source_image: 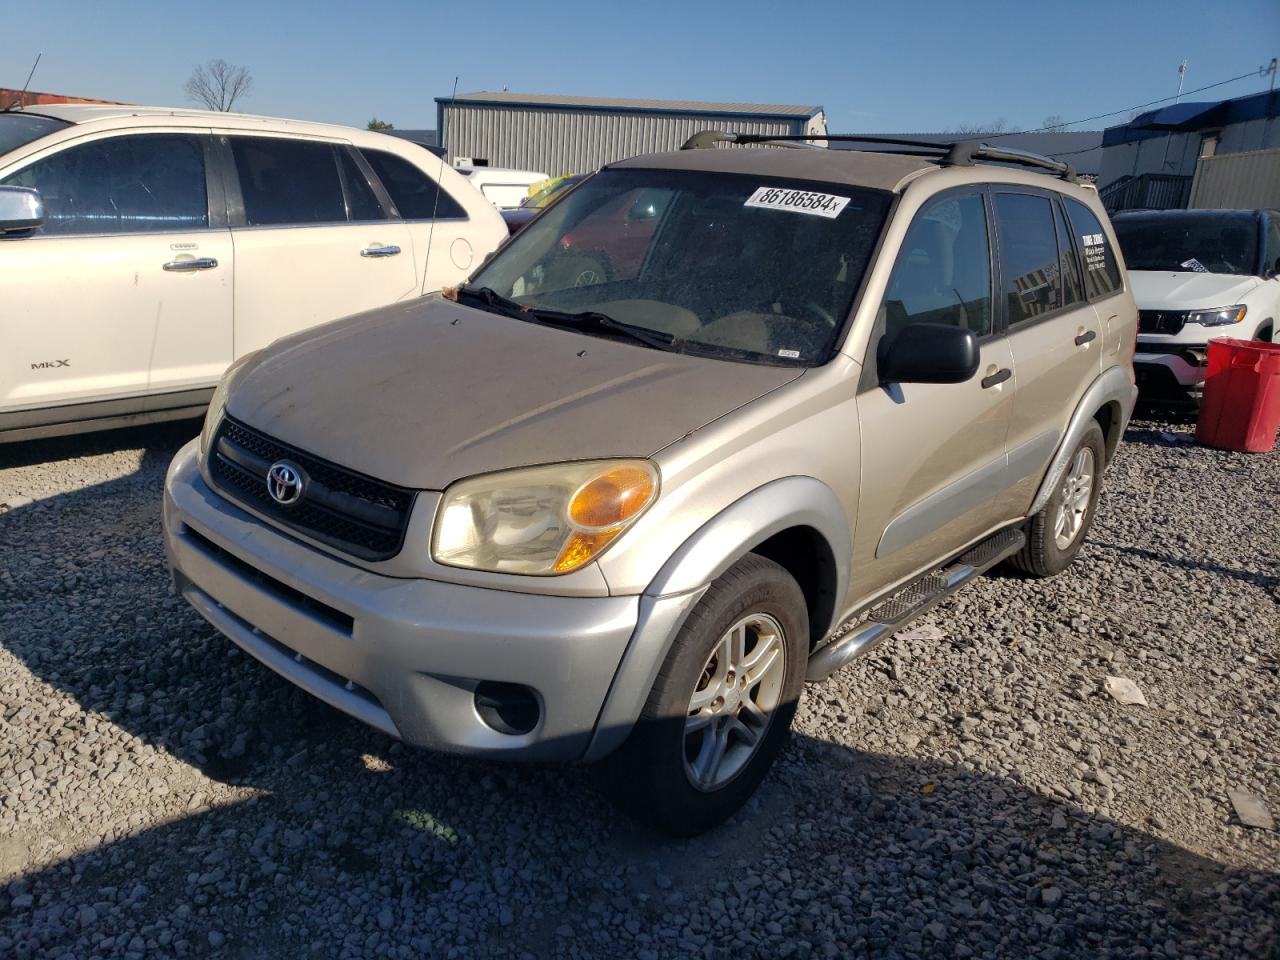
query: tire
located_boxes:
[1008,420,1106,578]
[596,554,808,836]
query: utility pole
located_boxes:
[1175,60,1188,103]
[1267,58,1277,93]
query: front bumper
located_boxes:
[1133,348,1206,390]
[163,439,648,762]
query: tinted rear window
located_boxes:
[360,149,466,220]
[1065,199,1123,299]
[231,137,346,226]
[994,193,1062,326]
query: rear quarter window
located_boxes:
[359,149,466,220]
[1065,198,1122,301]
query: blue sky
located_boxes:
[4,0,1277,132]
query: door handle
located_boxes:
[361,245,401,258]
[981,368,1012,389]
[163,257,218,272]
[1074,330,1097,346]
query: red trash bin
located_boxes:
[1195,337,1280,453]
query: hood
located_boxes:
[226,296,803,489]
[1128,270,1261,311]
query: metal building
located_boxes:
[435,91,827,174]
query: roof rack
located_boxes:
[679,131,1078,182]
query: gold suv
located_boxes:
[163,132,1138,835]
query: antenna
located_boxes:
[6,52,41,111]
[423,75,458,295]
[1175,59,1188,103]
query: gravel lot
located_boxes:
[1,409,1277,959]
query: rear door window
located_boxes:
[1,133,208,236]
[1064,198,1122,300]
[1054,200,1085,307]
[336,149,387,222]
[230,137,346,226]
[359,148,466,220]
[994,193,1062,326]
[881,192,993,339]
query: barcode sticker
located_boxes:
[745,186,851,219]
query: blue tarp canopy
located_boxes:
[1130,101,1224,132]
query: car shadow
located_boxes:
[1093,540,1280,592]
[1,424,1277,958]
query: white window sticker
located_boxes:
[1080,232,1108,271]
[777,348,801,359]
[745,186,851,219]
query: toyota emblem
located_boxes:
[266,461,306,506]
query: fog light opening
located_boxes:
[473,681,541,736]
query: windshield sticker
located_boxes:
[745,186,851,219]
[1080,232,1109,272]
[777,348,801,359]
[1179,258,1209,273]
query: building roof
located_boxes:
[1103,89,1280,146]
[831,131,1104,176]
[0,87,123,109]
[437,91,823,120]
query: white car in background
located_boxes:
[1112,209,1279,393]
[0,105,507,442]
[455,165,549,210]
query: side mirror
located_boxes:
[878,322,980,385]
[0,185,45,235]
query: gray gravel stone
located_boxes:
[0,414,1277,959]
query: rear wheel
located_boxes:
[596,554,808,836]
[1008,420,1105,578]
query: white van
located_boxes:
[0,105,507,442]
[455,165,549,211]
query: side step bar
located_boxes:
[806,526,1026,682]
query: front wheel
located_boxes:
[1008,419,1106,577]
[596,554,808,836]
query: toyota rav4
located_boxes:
[163,133,1137,835]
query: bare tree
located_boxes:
[184,59,252,112]
[945,118,1012,136]
[1041,114,1066,130]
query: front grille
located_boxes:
[208,416,415,561]
[1138,310,1186,335]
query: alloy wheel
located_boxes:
[683,613,786,791]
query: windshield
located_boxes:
[466,168,892,365]
[1113,213,1260,276]
[0,113,70,158]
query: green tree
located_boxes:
[367,118,394,131]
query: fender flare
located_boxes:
[643,475,852,601]
[583,476,852,761]
[1028,364,1137,516]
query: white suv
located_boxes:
[1112,209,1279,393]
[0,105,507,442]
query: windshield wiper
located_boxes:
[455,286,676,352]
[453,285,529,320]
[525,306,677,351]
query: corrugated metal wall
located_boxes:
[441,104,803,173]
[1189,148,1280,209]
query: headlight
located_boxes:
[1187,305,1247,327]
[200,351,261,456]
[432,460,659,575]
